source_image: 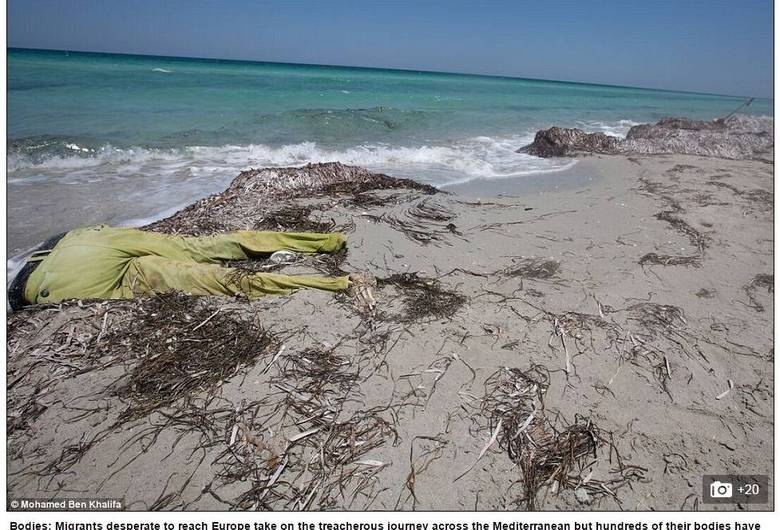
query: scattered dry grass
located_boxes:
[210,339,397,510]
[8,301,398,508]
[7,385,47,436]
[480,366,644,509]
[627,302,687,334]
[101,293,276,423]
[407,200,454,223]
[272,345,360,424]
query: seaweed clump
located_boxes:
[639,253,701,267]
[654,210,710,252]
[319,174,437,197]
[504,258,561,279]
[343,191,411,208]
[377,273,466,322]
[637,201,711,268]
[143,162,437,236]
[103,293,276,422]
[708,180,773,211]
[480,365,644,509]
[254,205,335,233]
[627,302,687,334]
[376,200,459,245]
[744,274,774,312]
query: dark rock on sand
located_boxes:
[519,114,773,160]
[518,127,623,157]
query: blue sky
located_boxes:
[8,0,774,97]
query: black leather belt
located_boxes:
[8,232,67,311]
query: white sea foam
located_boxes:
[65,143,92,152]
[5,130,592,277]
[7,133,577,188]
[118,202,193,228]
[577,119,643,137]
[152,68,172,73]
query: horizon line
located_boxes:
[8,45,771,101]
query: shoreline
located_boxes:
[443,157,599,197]
[5,156,584,258]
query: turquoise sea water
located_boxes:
[6,47,773,255]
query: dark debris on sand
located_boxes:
[377,272,467,322]
[639,253,701,267]
[519,114,773,160]
[743,274,774,312]
[209,337,399,510]
[144,163,437,236]
[480,366,646,510]
[253,205,336,233]
[8,164,441,508]
[636,173,712,268]
[103,293,276,423]
[9,294,277,424]
[366,199,461,246]
[7,292,400,509]
[654,210,710,252]
[504,257,561,279]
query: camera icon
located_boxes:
[710,481,733,498]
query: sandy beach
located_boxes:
[7,149,773,510]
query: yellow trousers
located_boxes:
[24,225,350,304]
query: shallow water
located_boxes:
[7,48,773,256]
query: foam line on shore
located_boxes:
[7,133,579,187]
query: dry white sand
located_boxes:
[7,154,773,510]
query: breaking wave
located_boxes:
[7,134,578,188]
